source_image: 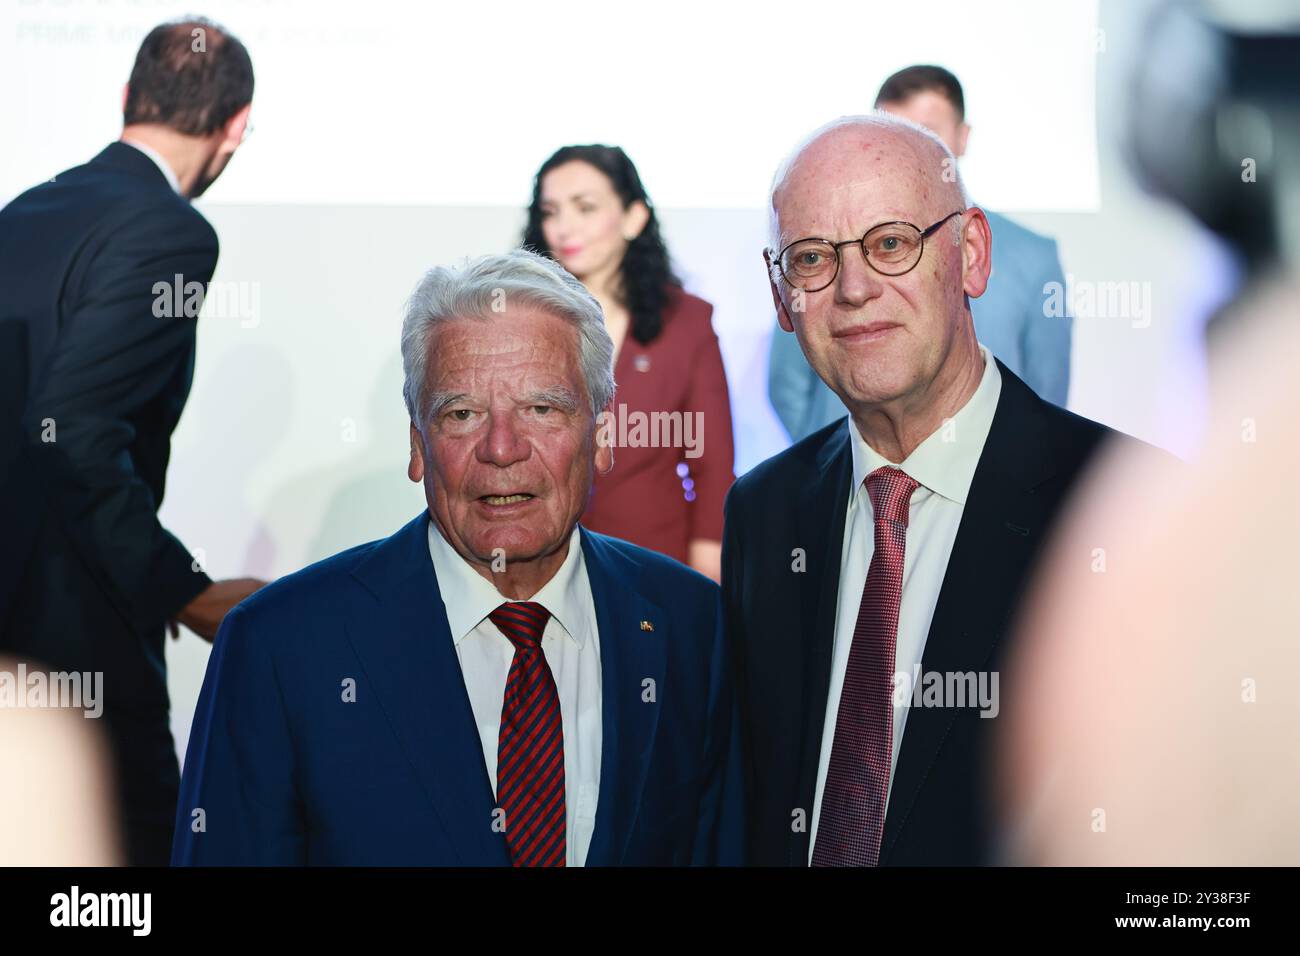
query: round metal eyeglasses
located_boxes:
[771,210,963,293]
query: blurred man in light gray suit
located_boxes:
[769,65,1071,441]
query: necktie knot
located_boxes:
[866,466,919,528]
[488,601,551,652]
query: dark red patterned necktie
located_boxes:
[489,601,566,867]
[812,466,920,867]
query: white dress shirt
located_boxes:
[808,345,1002,862]
[426,522,602,867]
[120,138,182,194]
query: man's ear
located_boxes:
[622,200,650,242]
[219,102,252,155]
[960,207,993,300]
[594,402,615,476]
[954,121,971,159]
[765,249,796,333]
[121,83,129,115]
[408,422,425,483]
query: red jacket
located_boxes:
[582,288,734,564]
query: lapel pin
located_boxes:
[639,620,654,632]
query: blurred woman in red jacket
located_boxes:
[523,145,734,581]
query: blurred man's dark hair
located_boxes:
[123,17,253,136]
[874,64,965,118]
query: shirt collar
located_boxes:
[425,520,588,648]
[848,343,1002,506]
[120,138,183,195]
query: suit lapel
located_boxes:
[345,513,508,866]
[790,421,853,865]
[880,364,1060,861]
[580,528,667,866]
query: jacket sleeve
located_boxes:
[25,206,216,631]
[171,604,307,865]
[684,301,735,544]
[1019,237,1072,407]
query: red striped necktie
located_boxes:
[812,466,920,867]
[489,601,566,867]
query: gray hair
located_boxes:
[400,249,616,427]
[767,111,972,251]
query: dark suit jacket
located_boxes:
[582,288,735,564]
[724,361,1119,865]
[0,142,216,847]
[171,514,744,866]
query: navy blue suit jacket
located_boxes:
[172,514,743,866]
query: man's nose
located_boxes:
[476,411,530,467]
[834,244,886,307]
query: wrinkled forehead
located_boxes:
[772,131,953,246]
[430,312,582,381]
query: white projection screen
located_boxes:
[3,0,1100,210]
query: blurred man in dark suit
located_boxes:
[727,114,1138,865]
[0,17,264,866]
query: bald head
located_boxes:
[761,111,991,456]
[768,113,968,251]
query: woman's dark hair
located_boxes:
[522,145,679,345]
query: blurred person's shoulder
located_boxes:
[982,210,1061,295]
[1003,273,1300,864]
[983,209,1058,256]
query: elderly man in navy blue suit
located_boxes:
[172,250,742,866]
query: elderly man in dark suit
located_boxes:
[0,18,263,866]
[726,113,1139,866]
